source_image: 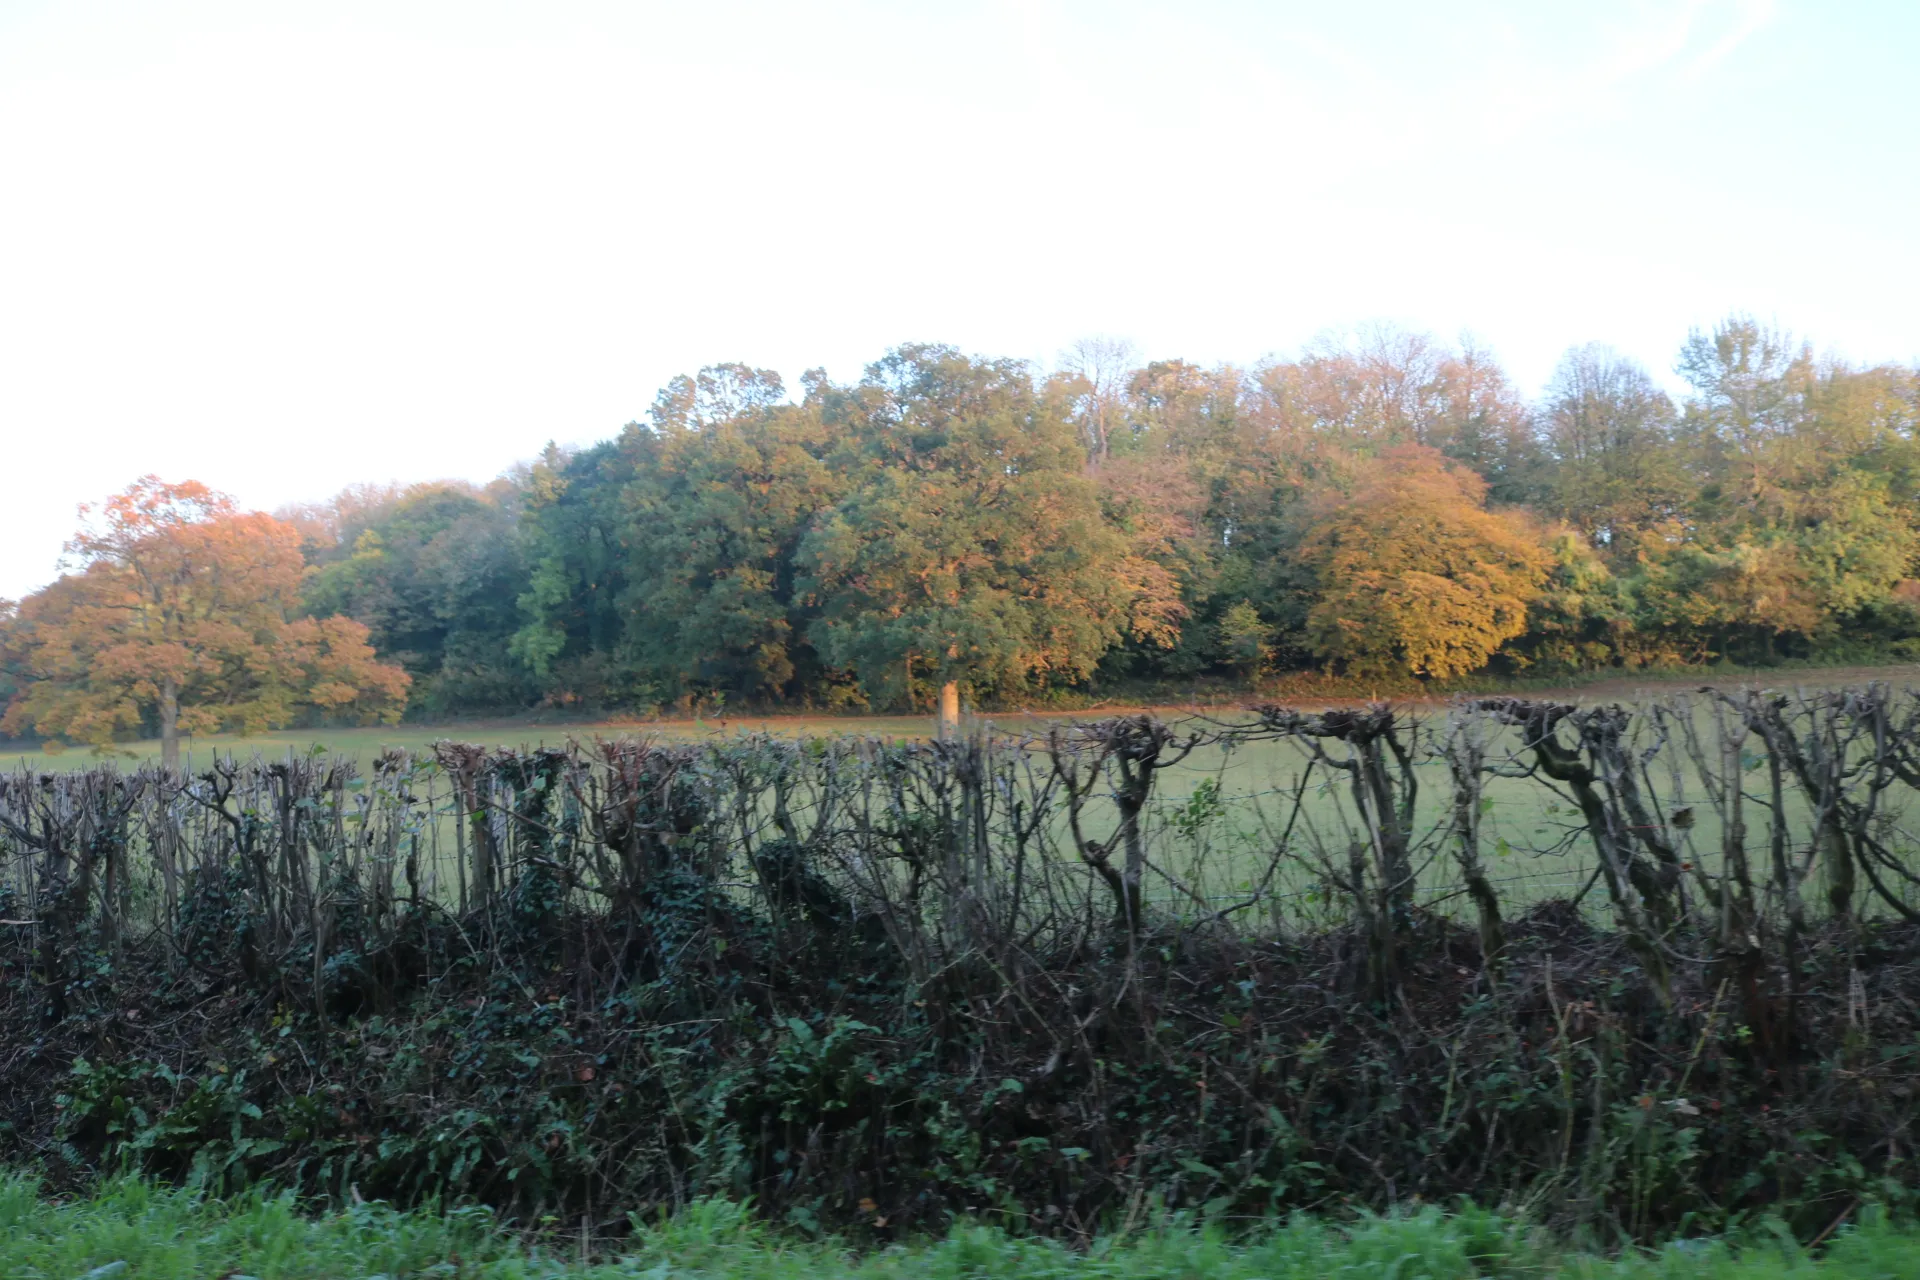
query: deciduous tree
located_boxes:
[1301,446,1549,678]
[1540,344,1684,558]
[619,364,844,705]
[299,481,528,711]
[509,441,646,707]
[798,345,1179,731]
[1,478,409,770]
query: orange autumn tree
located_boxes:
[1,477,409,771]
[1301,445,1550,679]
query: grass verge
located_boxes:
[1,1177,1915,1279]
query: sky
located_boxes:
[1,0,1916,599]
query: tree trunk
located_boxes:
[1443,719,1505,971]
[159,677,181,775]
[938,681,960,739]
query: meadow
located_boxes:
[10,661,1915,772]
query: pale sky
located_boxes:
[2,0,1916,599]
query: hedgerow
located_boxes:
[3,691,1918,1244]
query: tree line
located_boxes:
[5,314,1920,740]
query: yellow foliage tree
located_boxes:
[2,478,410,770]
[1301,445,1550,678]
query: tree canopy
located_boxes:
[1299,446,1549,678]
[7,318,1920,733]
[2,478,409,766]
[796,346,1180,716]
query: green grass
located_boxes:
[1,1176,1916,1279]
[0,712,1040,775]
[8,663,1919,925]
[10,659,1918,777]
[0,716,1614,916]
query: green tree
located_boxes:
[1215,599,1273,680]
[619,364,845,706]
[798,345,1178,728]
[1677,315,1814,495]
[1540,344,1685,558]
[1636,317,1920,660]
[0,598,20,716]
[510,440,649,709]
[300,482,529,711]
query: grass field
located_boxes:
[7,663,1919,922]
[8,663,1917,776]
[0,712,1594,915]
[1,1176,1915,1279]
